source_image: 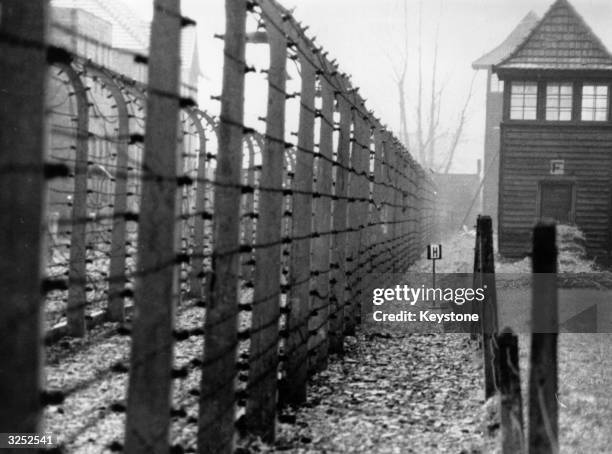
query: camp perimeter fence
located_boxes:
[0,0,436,452]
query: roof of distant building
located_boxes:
[51,0,200,77]
[52,0,149,50]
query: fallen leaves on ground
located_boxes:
[240,331,488,454]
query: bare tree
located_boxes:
[416,0,424,164]
[390,0,475,174]
[441,72,476,173]
[390,0,410,150]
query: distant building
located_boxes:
[477,0,612,260]
[50,0,201,93]
[46,0,203,233]
[433,162,481,235]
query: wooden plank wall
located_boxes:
[499,124,612,258]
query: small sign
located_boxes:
[427,244,442,260]
[550,160,565,175]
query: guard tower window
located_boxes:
[581,84,609,121]
[510,81,538,120]
[545,83,573,121]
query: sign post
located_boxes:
[427,244,442,288]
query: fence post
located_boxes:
[124,1,181,452]
[278,46,315,407]
[528,222,558,454]
[352,110,372,325]
[309,67,335,374]
[245,3,287,442]
[368,126,384,276]
[498,328,525,454]
[329,83,352,353]
[478,215,499,399]
[62,63,89,337]
[472,219,482,340]
[188,110,209,301]
[84,67,131,323]
[378,131,393,277]
[344,106,363,335]
[198,2,246,452]
[0,0,48,442]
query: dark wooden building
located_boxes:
[480,0,612,259]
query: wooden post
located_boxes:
[478,215,499,399]
[309,72,334,373]
[245,2,287,442]
[0,0,48,444]
[344,106,361,336]
[361,125,383,298]
[279,48,315,407]
[63,63,89,337]
[124,1,181,452]
[359,114,373,319]
[188,109,208,301]
[198,2,246,453]
[498,328,525,454]
[84,66,130,323]
[368,126,385,274]
[472,218,482,341]
[528,222,558,454]
[378,131,394,276]
[350,111,371,326]
[329,86,351,353]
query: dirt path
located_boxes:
[246,330,486,454]
[240,232,490,453]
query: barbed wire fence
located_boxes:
[0,0,437,452]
